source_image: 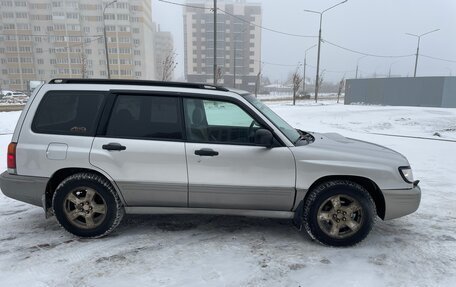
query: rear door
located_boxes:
[183,97,296,211]
[90,92,188,207]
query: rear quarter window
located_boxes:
[32,91,106,136]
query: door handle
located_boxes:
[102,143,126,151]
[195,148,219,157]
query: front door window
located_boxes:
[183,98,261,144]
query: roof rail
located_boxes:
[48,78,229,92]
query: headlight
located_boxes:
[399,166,414,183]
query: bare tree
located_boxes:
[316,70,325,103]
[161,51,177,81]
[292,67,303,105]
[80,40,88,79]
[80,51,88,79]
[215,66,223,84]
[254,65,262,98]
[337,76,345,103]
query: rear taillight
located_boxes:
[7,142,17,173]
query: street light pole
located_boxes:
[304,0,348,103]
[405,29,439,77]
[103,0,117,79]
[303,44,316,97]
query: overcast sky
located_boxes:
[152,0,456,83]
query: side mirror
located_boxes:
[254,128,274,148]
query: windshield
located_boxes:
[244,94,300,143]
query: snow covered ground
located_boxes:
[0,101,455,287]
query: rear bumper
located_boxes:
[383,185,421,220]
[0,171,48,207]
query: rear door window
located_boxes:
[32,91,106,136]
[105,95,183,140]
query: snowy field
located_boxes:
[0,100,455,287]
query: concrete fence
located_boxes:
[345,76,456,108]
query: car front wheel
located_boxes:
[303,180,376,247]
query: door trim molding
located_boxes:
[125,206,295,219]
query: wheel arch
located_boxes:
[294,175,386,227]
[44,167,125,217]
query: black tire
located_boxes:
[52,173,124,238]
[303,180,376,247]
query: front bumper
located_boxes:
[383,184,421,220]
[0,171,48,207]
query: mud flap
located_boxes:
[292,200,304,231]
[42,193,54,218]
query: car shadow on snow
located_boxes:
[118,214,297,234]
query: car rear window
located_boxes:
[32,91,106,136]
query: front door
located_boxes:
[90,93,188,207]
[183,97,296,211]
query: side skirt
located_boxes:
[125,206,295,219]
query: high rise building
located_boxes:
[153,23,174,81]
[0,0,155,92]
[183,0,261,92]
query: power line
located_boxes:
[218,8,317,38]
[323,39,415,58]
[158,0,211,10]
[421,54,456,63]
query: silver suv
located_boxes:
[0,79,421,246]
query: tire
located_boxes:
[303,180,376,247]
[52,173,124,238]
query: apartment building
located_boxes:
[183,0,261,92]
[0,0,155,92]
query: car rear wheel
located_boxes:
[52,173,124,238]
[303,180,376,247]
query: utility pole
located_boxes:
[302,56,306,96]
[213,0,217,85]
[388,60,400,78]
[103,0,117,79]
[355,55,367,79]
[314,15,322,103]
[303,44,316,97]
[304,0,348,103]
[405,29,439,77]
[413,39,420,77]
